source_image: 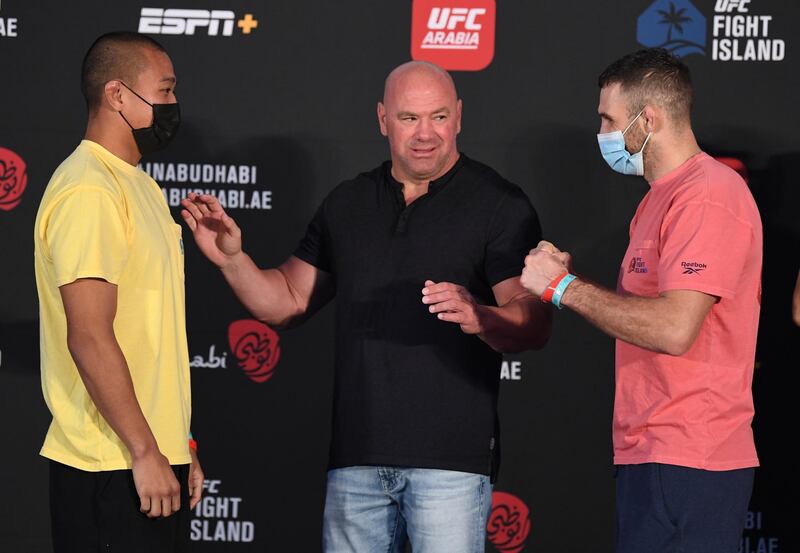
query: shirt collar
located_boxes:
[385,153,466,192]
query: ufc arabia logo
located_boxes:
[411,0,496,71]
[427,7,486,38]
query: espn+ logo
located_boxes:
[411,0,496,71]
[138,8,258,36]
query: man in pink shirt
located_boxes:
[521,48,761,553]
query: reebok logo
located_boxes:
[681,261,707,275]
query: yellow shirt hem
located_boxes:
[41,447,192,472]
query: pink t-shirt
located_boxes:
[614,152,762,470]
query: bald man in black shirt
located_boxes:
[181,61,551,553]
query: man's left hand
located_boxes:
[422,280,484,335]
[188,448,204,510]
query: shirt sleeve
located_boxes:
[658,200,753,299]
[484,186,542,287]
[45,186,131,287]
[293,199,332,273]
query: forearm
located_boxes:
[560,278,686,355]
[219,252,303,328]
[477,295,552,353]
[67,331,159,458]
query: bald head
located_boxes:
[81,32,167,111]
[383,61,458,106]
[377,61,462,185]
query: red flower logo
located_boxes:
[0,147,28,212]
[487,491,531,553]
[227,319,281,383]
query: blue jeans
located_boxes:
[323,466,492,553]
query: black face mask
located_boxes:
[118,81,180,156]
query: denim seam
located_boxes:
[387,505,401,553]
[475,476,485,552]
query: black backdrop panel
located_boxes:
[1,1,797,551]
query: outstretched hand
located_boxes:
[180,193,243,268]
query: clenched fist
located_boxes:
[520,241,573,297]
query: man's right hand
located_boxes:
[132,449,182,518]
[180,192,243,268]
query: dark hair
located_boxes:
[598,48,693,123]
[81,32,167,110]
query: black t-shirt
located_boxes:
[294,154,541,479]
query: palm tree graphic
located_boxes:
[654,1,702,53]
[658,1,692,42]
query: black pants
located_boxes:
[49,460,190,553]
[615,463,755,553]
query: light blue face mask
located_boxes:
[597,109,652,176]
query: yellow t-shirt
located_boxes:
[34,140,191,471]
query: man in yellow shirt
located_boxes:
[34,32,202,552]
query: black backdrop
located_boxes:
[1,1,797,551]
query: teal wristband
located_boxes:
[551,273,577,309]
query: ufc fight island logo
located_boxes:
[138,8,258,36]
[191,479,256,543]
[411,0,496,71]
[636,0,786,61]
